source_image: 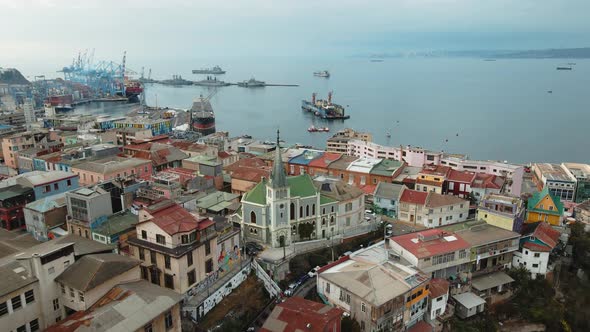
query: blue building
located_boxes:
[373,182,404,217]
[15,170,79,200]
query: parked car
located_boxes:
[246,241,264,251]
[307,266,321,278]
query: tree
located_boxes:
[341,317,361,332]
[298,222,314,240]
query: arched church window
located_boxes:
[290,203,295,220]
[250,211,257,224]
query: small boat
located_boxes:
[386,132,391,138]
[313,70,330,78]
[370,59,384,63]
[547,90,553,94]
[308,125,330,133]
[556,67,572,70]
[567,62,576,65]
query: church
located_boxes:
[240,131,349,248]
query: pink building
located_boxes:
[71,156,153,185]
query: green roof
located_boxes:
[527,187,564,216]
[243,180,267,205]
[93,211,138,236]
[287,174,317,198]
[243,174,318,205]
[320,195,337,205]
[370,159,403,176]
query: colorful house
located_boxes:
[526,187,563,226]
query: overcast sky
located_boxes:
[2,0,589,70]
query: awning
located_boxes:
[453,292,486,309]
[472,271,514,291]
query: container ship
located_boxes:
[190,95,216,136]
[46,94,74,113]
[301,92,350,120]
[125,81,143,102]
[192,66,226,75]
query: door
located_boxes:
[322,229,326,238]
[410,215,414,222]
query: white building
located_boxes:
[512,222,561,279]
[347,140,442,168]
[532,163,577,202]
[427,278,450,322]
[398,187,469,228]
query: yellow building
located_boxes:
[526,187,563,226]
[477,194,525,231]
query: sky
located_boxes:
[1,0,590,72]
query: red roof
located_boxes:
[399,188,428,205]
[360,184,377,195]
[142,200,209,235]
[407,321,433,332]
[447,169,476,183]
[522,242,552,252]
[391,229,470,259]
[218,151,232,159]
[231,167,271,182]
[308,152,342,168]
[471,173,504,189]
[260,297,343,332]
[317,255,350,274]
[532,222,560,249]
[170,140,210,152]
[429,278,450,298]
[225,157,269,172]
[420,165,451,177]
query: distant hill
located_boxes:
[0,68,30,85]
[361,47,590,59]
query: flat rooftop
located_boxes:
[534,163,575,182]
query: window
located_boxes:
[150,251,157,264]
[165,255,171,269]
[251,211,257,224]
[56,316,62,323]
[300,206,303,218]
[206,259,213,273]
[78,292,84,302]
[11,295,22,310]
[188,270,196,286]
[67,179,72,186]
[326,282,330,293]
[534,253,540,258]
[139,248,145,260]
[164,274,174,289]
[150,268,159,285]
[30,319,39,332]
[156,234,166,245]
[312,204,316,215]
[361,302,366,312]
[205,240,211,256]
[181,234,189,244]
[142,230,147,239]
[141,266,148,280]
[437,296,444,302]
[64,260,70,268]
[144,323,153,332]
[165,310,174,329]
[69,287,75,298]
[187,251,194,266]
[459,250,467,259]
[0,302,7,317]
[53,298,60,310]
[17,325,26,332]
[306,205,310,216]
[54,183,59,191]
[44,185,51,193]
[25,290,34,304]
[61,283,65,294]
[290,203,295,220]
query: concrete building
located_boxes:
[24,192,67,242]
[317,245,430,331]
[1,131,49,169]
[0,184,35,230]
[113,117,172,136]
[261,297,343,332]
[373,182,404,217]
[512,222,561,279]
[123,142,188,172]
[439,155,524,196]
[71,156,152,186]
[224,157,271,195]
[574,200,590,231]
[288,149,324,176]
[46,280,182,332]
[469,173,505,203]
[415,165,451,194]
[445,169,476,199]
[398,187,469,228]
[427,278,450,322]
[532,163,577,202]
[477,193,525,232]
[16,170,79,200]
[347,140,442,168]
[66,187,113,239]
[326,128,372,154]
[307,152,343,176]
[562,162,590,203]
[0,261,41,332]
[91,211,138,254]
[128,199,218,295]
[452,292,485,319]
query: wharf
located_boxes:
[71,97,129,106]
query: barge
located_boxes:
[301,92,350,120]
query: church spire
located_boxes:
[270,129,287,188]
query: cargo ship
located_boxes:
[190,95,216,136]
[301,92,350,120]
[125,81,143,102]
[313,70,330,77]
[556,67,572,70]
[308,125,329,132]
[160,75,193,86]
[46,94,74,113]
[192,66,226,75]
[237,78,265,87]
[193,76,230,87]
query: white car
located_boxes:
[307,266,321,277]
